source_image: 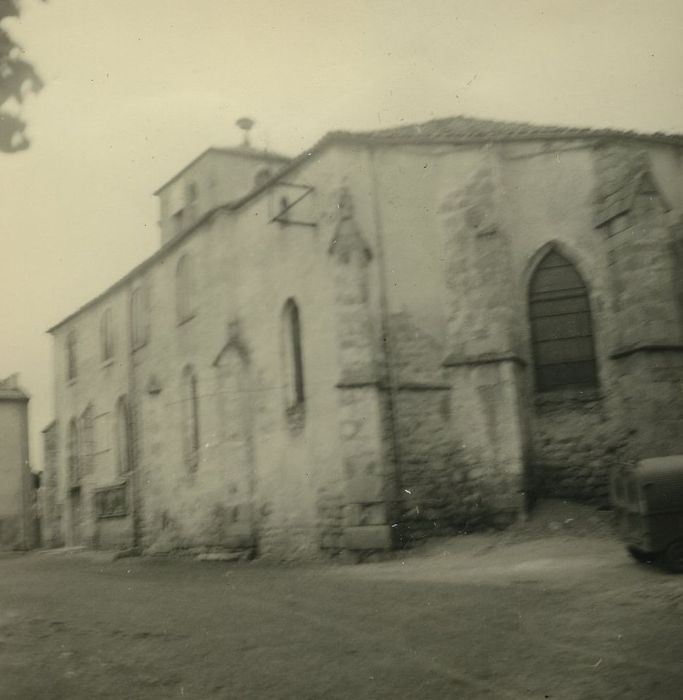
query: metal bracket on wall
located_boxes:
[269,182,317,227]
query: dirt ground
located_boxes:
[1,501,682,700]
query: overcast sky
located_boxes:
[2,0,683,470]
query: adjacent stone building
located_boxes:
[0,374,34,550]
[45,117,683,558]
[39,420,62,548]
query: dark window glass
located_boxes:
[116,396,133,475]
[282,299,305,408]
[181,366,200,471]
[68,418,79,486]
[80,405,95,475]
[175,254,195,322]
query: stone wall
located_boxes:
[597,142,683,460]
[370,137,682,517]
[40,422,63,547]
[0,381,32,550]
[325,186,397,554]
[438,160,527,524]
[528,393,628,502]
[50,147,351,560]
[614,350,683,459]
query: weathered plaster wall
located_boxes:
[52,295,132,547]
[52,147,358,559]
[0,397,31,549]
[363,145,528,530]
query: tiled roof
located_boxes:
[0,374,29,401]
[325,115,683,146]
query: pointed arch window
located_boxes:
[115,396,133,475]
[175,254,196,323]
[67,418,80,487]
[254,168,272,190]
[181,366,200,471]
[282,299,305,411]
[529,249,598,391]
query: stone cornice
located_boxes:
[336,377,450,392]
[610,343,683,360]
[442,351,527,368]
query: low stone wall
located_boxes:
[316,488,345,555]
[529,392,628,503]
[392,388,508,544]
[0,514,22,549]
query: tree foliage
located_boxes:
[0,0,43,152]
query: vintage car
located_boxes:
[611,456,683,573]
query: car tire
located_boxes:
[663,540,683,574]
[627,546,656,564]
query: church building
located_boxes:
[45,116,683,558]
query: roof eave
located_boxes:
[46,205,235,334]
[47,124,683,334]
[153,146,292,196]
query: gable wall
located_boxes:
[363,139,683,533]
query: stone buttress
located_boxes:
[595,144,683,459]
[439,155,528,524]
[329,188,397,552]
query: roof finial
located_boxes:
[236,117,255,147]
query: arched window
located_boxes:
[175,254,196,323]
[80,404,95,475]
[181,366,200,471]
[529,249,598,391]
[66,331,77,381]
[184,181,198,221]
[115,396,133,475]
[282,299,305,410]
[254,168,272,189]
[101,308,114,361]
[130,285,149,349]
[185,181,197,205]
[67,418,79,487]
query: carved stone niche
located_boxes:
[328,187,373,266]
[439,160,518,361]
[213,318,250,368]
[328,187,374,306]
